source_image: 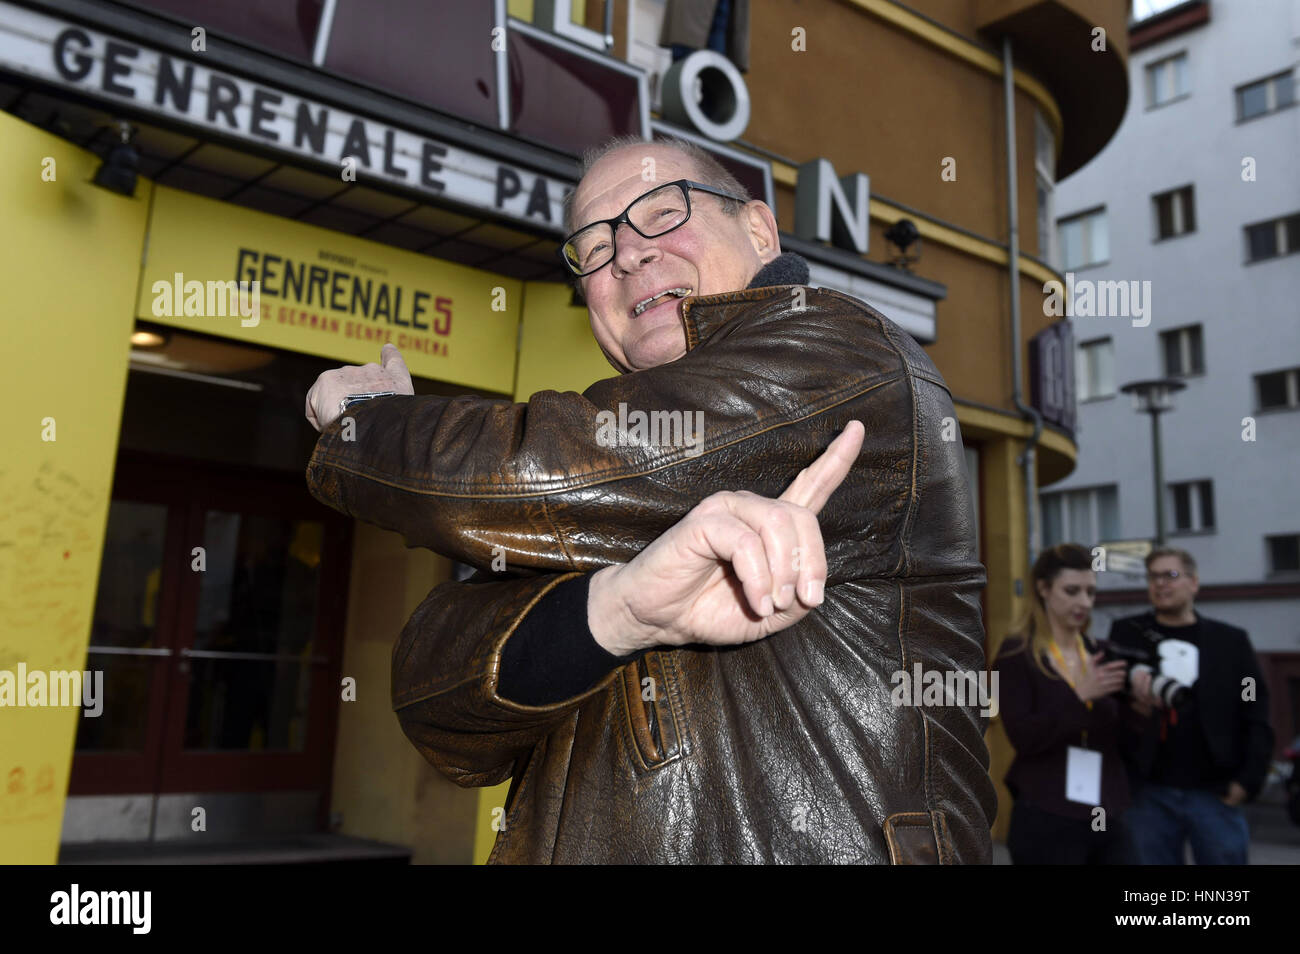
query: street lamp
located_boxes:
[1120,377,1187,545]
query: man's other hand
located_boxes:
[1129,667,1162,713]
[1221,781,1247,806]
[588,421,866,655]
[305,343,415,432]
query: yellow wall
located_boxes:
[0,114,151,862]
[514,281,612,400]
[329,523,480,863]
[972,433,1032,841]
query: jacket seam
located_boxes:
[664,652,691,758]
[541,496,576,569]
[618,663,653,772]
[899,580,934,818]
[880,320,922,576]
[310,375,904,499]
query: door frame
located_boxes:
[69,449,352,800]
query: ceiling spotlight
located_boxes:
[92,121,139,197]
[130,329,168,348]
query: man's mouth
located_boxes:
[631,287,693,317]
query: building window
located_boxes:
[1041,485,1119,547]
[1256,367,1300,411]
[1160,325,1204,377]
[1153,185,1195,240]
[1035,111,1056,264]
[1268,534,1300,575]
[1245,213,1300,263]
[1057,207,1108,271]
[1236,70,1296,122]
[1076,337,1115,400]
[1146,52,1190,108]
[1169,480,1215,533]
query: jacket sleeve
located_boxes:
[391,569,623,786]
[305,299,900,571]
[996,647,1105,757]
[1232,629,1274,801]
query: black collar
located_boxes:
[746,252,810,289]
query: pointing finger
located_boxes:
[779,421,865,514]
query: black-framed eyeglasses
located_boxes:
[558,179,746,278]
[1147,570,1182,583]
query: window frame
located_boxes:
[1160,324,1205,378]
[1145,51,1191,109]
[1265,533,1300,577]
[1168,478,1216,535]
[1039,484,1120,548]
[1244,212,1300,264]
[1153,184,1196,242]
[1255,367,1300,412]
[1235,69,1297,123]
[1076,336,1116,402]
[1035,110,1057,266]
[1056,205,1109,271]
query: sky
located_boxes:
[1131,0,1190,21]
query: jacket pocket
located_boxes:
[883,810,954,864]
[620,651,686,771]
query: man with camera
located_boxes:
[1107,547,1274,864]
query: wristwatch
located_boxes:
[339,391,398,413]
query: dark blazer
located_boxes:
[996,633,1142,820]
[1108,611,1274,800]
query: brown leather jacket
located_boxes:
[306,282,997,863]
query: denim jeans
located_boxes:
[1125,782,1250,864]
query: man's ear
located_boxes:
[744,200,782,265]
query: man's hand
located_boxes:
[587,421,866,656]
[1221,781,1248,807]
[1129,667,1161,713]
[305,343,415,432]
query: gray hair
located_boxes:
[561,135,753,235]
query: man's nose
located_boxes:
[611,222,662,275]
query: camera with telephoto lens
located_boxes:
[1098,636,1192,711]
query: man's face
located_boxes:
[569,146,779,371]
[1147,555,1198,614]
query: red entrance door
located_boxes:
[70,451,351,820]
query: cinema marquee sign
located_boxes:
[0,2,568,230]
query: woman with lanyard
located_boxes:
[995,543,1146,864]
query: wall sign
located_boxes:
[138,186,522,394]
[0,2,570,231]
[1030,319,1077,437]
[2,2,886,263]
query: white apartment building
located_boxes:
[1043,0,1300,729]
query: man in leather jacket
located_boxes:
[304,138,997,863]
